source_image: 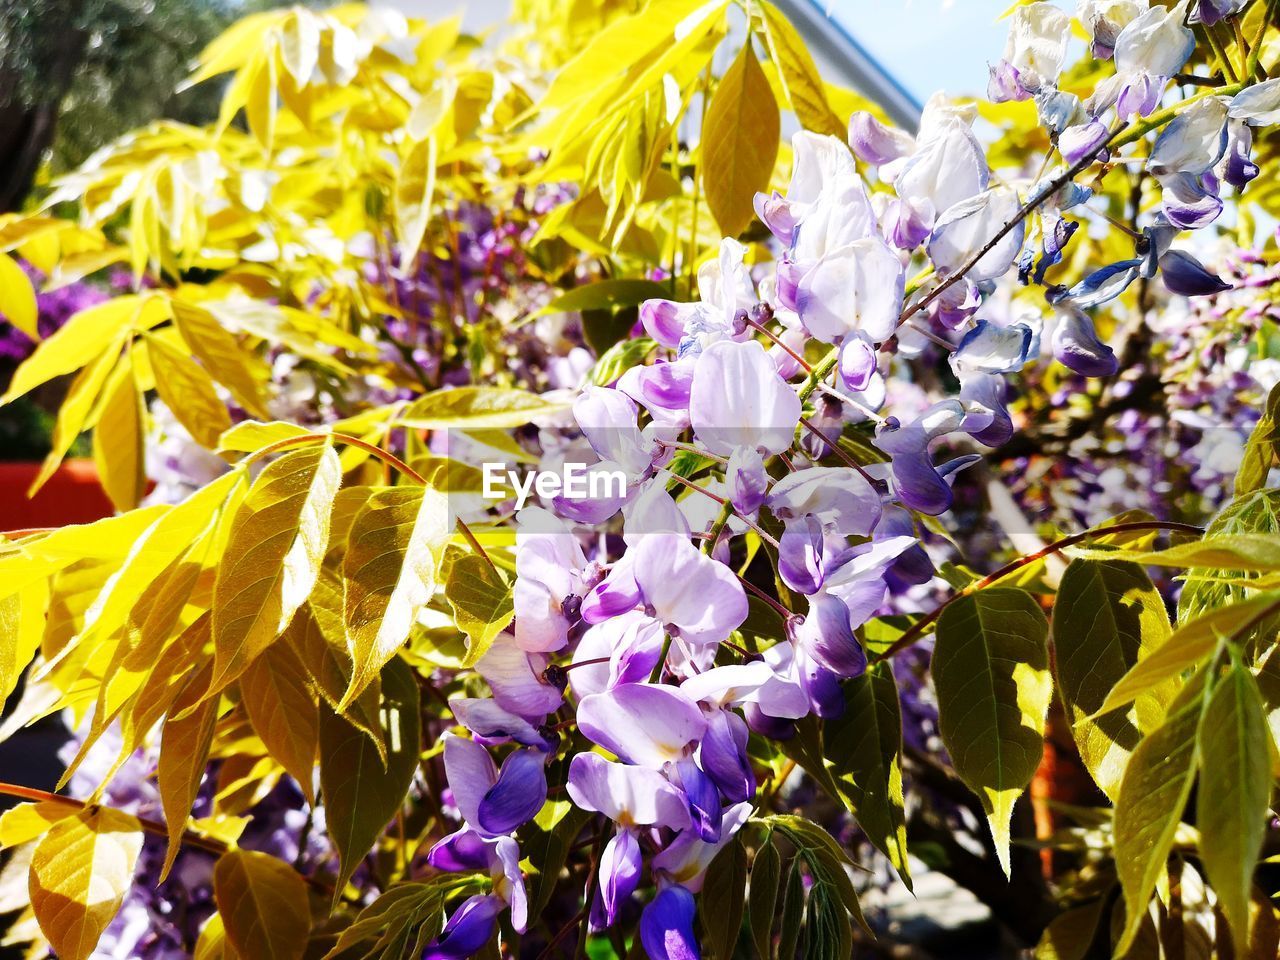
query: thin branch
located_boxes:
[872,520,1204,662]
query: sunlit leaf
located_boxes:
[931,588,1051,876]
[396,387,572,430]
[211,443,342,692]
[29,807,144,960]
[145,332,233,448]
[159,652,218,879]
[701,43,778,237]
[534,279,670,319]
[1052,559,1172,800]
[170,299,270,419]
[446,553,514,668]
[758,1,845,137]
[0,802,77,849]
[213,849,310,960]
[92,348,146,512]
[241,640,319,803]
[319,656,420,900]
[0,580,48,708]
[1197,658,1270,956]
[341,485,449,707]
[0,254,39,340]
[395,136,437,265]
[1113,671,1210,954]
[1236,382,1280,496]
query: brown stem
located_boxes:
[797,416,875,483]
[872,520,1204,662]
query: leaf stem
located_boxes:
[871,520,1204,662]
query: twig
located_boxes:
[872,520,1204,662]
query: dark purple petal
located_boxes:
[797,593,867,678]
[1057,258,1142,309]
[795,646,845,719]
[426,828,491,872]
[1052,307,1118,377]
[1160,171,1223,230]
[744,701,796,739]
[640,886,701,960]
[477,749,548,834]
[673,759,723,843]
[727,446,768,516]
[1159,249,1232,296]
[422,894,503,960]
[778,516,825,595]
[1117,73,1163,118]
[1058,119,1110,166]
[582,562,643,623]
[1222,120,1259,190]
[698,710,755,804]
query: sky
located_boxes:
[824,0,1012,102]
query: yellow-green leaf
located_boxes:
[701,42,779,237]
[211,443,342,692]
[758,1,845,137]
[1051,559,1172,800]
[32,335,123,496]
[447,553,515,668]
[1197,658,1270,956]
[217,420,312,456]
[159,652,219,879]
[0,801,77,848]
[341,485,449,707]
[241,640,319,803]
[395,136,437,265]
[930,588,1052,876]
[171,299,270,419]
[397,387,571,430]
[1113,672,1210,954]
[93,348,146,512]
[145,332,233,448]
[1096,592,1280,716]
[213,849,310,960]
[0,579,48,707]
[29,807,144,960]
[1,294,168,405]
[0,254,39,340]
[319,656,420,900]
[1236,381,1280,496]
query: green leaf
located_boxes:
[930,588,1052,876]
[29,807,144,960]
[527,804,593,918]
[747,834,781,959]
[1033,899,1105,960]
[1179,489,1280,625]
[591,336,657,387]
[1113,671,1210,954]
[757,1,845,137]
[396,387,572,430]
[535,279,670,319]
[213,849,310,960]
[211,443,342,692]
[319,656,421,901]
[341,485,450,708]
[1197,658,1270,956]
[446,554,515,668]
[1083,534,1280,572]
[777,857,804,960]
[763,814,869,937]
[1236,382,1280,496]
[824,662,911,887]
[1051,559,1172,800]
[701,43,780,237]
[1096,592,1280,716]
[700,836,747,960]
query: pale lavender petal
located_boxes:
[689,339,801,456]
[565,752,691,828]
[598,830,643,929]
[778,515,825,595]
[847,111,915,164]
[449,698,551,749]
[632,535,748,646]
[641,300,699,349]
[577,683,708,767]
[477,641,564,719]
[1052,306,1118,377]
[726,446,768,515]
[491,836,527,933]
[651,803,752,892]
[443,733,498,830]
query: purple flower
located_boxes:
[847,111,914,165]
[689,339,800,456]
[423,894,504,960]
[1051,306,1119,377]
[1159,249,1232,297]
[595,829,643,929]
[875,401,966,514]
[565,752,691,829]
[640,885,701,960]
[577,683,709,767]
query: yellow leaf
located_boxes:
[144,333,233,448]
[216,420,311,456]
[396,386,572,430]
[211,444,342,691]
[159,659,219,880]
[0,579,48,707]
[240,641,319,803]
[758,1,845,138]
[0,802,77,848]
[193,913,229,960]
[1,295,168,406]
[171,300,270,419]
[213,849,310,960]
[395,136,437,265]
[279,10,321,86]
[247,42,279,150]
[31,335,125,497]
[447,554,515,668]
[340,485,449,708]
[0,254,39,340]
[93,348,146,512]
[701,43,779,237]
[29,807,144,960]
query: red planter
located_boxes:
[0,460,116,530]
